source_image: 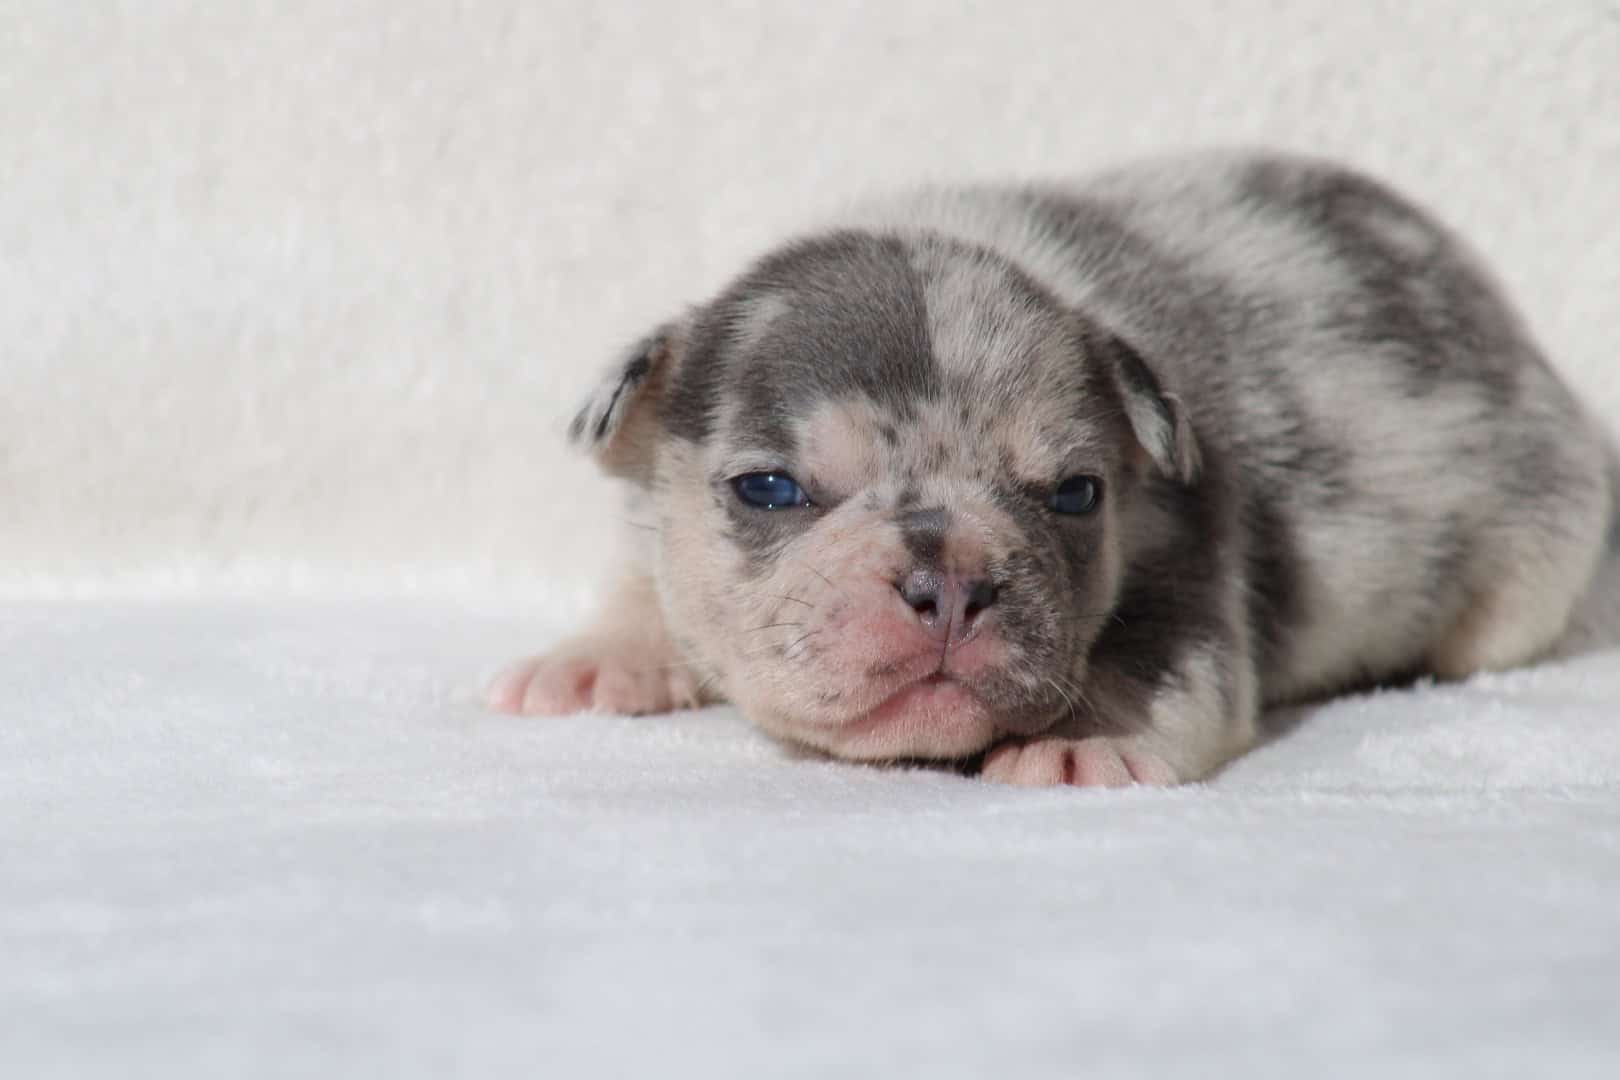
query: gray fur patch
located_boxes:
[665,231,936,451]
[587,148,1616,776]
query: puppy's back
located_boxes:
[845,150,1614,700]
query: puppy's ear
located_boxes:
[1095,331,1201,485]
[568,321,688,483]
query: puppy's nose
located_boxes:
[896,569,998,644]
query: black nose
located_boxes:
[896,569,998,643]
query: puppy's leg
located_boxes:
[1429,568,1588,679]
[983,624,1260,789]
[1429,458,1612,679]
[486,572,707,716]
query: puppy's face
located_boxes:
[576,232,1196,761]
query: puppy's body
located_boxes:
[492,150,1616,787]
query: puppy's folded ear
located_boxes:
[1094,331,1202,485]
[568,320,688,483]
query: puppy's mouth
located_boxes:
[806,655,1008,761]
[852,671,974,730]
[757,606,1070,761]
[838,649,962,719]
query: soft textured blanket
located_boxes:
[4,601,1619,1076]
[4,1,1619,1075]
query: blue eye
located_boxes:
[732,472,810,510]
[1047,476,1101,515]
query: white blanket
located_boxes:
[4,1,1619,1075]
[5,601,1619,1076]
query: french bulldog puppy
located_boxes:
[489,150,1617,787]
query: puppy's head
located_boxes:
[572,230,1199,761]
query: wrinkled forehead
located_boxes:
[711,231,1113,484]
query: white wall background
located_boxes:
[3,0,1617,597]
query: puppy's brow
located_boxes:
[716,449,797,476]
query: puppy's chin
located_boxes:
[743,669,1065,762]
[794,676,1005,762]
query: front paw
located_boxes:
[980,736,1178,788]
[485,637,701,717]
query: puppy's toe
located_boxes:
[592,660,696,715]
[486,654,598,715]
[486,647,698,717]
[981,736,1177,788]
